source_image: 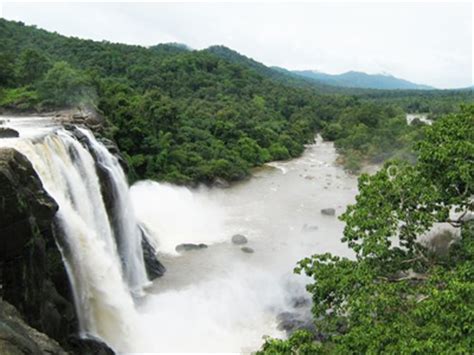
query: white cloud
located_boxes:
[1,2,472,88]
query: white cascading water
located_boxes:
[77,128,149,292]
[2,127,145,352]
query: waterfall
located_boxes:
[77,128,149,292]
[6,128,146,352]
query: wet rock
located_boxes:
[0,148,58,259]
[67,335,114,355]
[321,208,336,216]
[140,229,166,280]
[176,243,208,252]
[231,234,248,245]
[0,127,19,138]
[0,298,68,355]
[241,246,254,254]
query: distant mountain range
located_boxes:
[148,44,434,91]
[291,70,434,90]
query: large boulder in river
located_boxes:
[231,234,248,245]
[0,127,19,138]
[321,208,336,216]
[176,243,208,252]
[241,246,254,254]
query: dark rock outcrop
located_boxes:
[140,229,166,280]
[0,127,19,138]
[321,208,336,216]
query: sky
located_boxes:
[1,1,472,89]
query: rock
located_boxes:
[140,227,166,280]
[321,208,336,216]
[0,298,68,355]
[213,177,230,188]
[175,243,208,253]
[0,148,58,259]
[0,127,19,138]
[67,336,114,355]
[241,246,254,254]
[71,107,105,127]
[231,234,248,245]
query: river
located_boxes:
[129,136,359,353]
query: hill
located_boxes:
[293,70,434,90]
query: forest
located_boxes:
[0,19,470,184]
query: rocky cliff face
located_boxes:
[0,112,166,353]
[0,147,114,354]
[0,148,112,354]
[0,298,67,355]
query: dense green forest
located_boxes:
[0,19,470,184]
[259,106,474,354]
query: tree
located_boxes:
[0,53,16,86]
[16,48,51,85]
[259,106,474,353]
[38,61,94,107]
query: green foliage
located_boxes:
[259,107,474,354]
[38,61,94,108]
[16,48,51,85]
[256,330,323,354]
[0,86,39,110]
[0,52,16,86]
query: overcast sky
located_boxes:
[1,2,472,88]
